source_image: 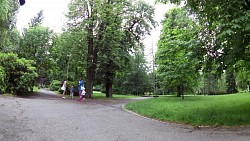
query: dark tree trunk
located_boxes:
[177,85,181,97]
[86,23,94,99]
[105,59,113,98]
[105,79,113,98]
[226,70,238,94]
[177,85,184,98]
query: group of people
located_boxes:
[61,77,85,101]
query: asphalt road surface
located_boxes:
[0,89,249,141]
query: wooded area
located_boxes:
[0,0,249,98]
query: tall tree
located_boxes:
[156,8,200,97]
[67,0,156,98]
[49,29,88,82]
[113,48,152,95]
[96,0,156,97]
[157,0,250,94]
[67,0,100,98]
[0,0,19,51]
[19,18,53,88]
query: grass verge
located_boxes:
[125,93,250,126]
[93,91,138,99]
[58,91,138,100]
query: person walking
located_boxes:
[79,88,85,101]
[70,86,74,99]
[61,79,67,96]
[78,77,84,101]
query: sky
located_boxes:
[16,0,176,64]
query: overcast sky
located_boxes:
[16,0,176,63]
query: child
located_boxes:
[70,86,74,99]
[78,88,85,101]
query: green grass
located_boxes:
[125,93,250,126]
[60,91,138,100]
[92,91,138,99]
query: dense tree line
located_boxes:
[1,0,249,97]
[0,0,156,97]
[156,0,250,96]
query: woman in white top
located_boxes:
[61,79,67,95]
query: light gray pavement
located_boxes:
[0,89,250,141]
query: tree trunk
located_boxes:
[226,70,238,94]
[86,23,94,99]
[177,85,184,98]
[177,85,181,97]
[105,79,112,98]
[105,59,113,98]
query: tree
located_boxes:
[67,0,100,98]
[0,0,19,51]
[49,29,88,82]
[19,22,53,88]
[156,0,250,94]
[67,0,156,98]
[113,48,152,95]
[29,10,44,27]
[95,0,156,97]
[156,8,200,97]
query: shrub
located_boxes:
[0,66,7,93]
[50,80,61,91]
[50,80,80,95]
[0,53,38,94]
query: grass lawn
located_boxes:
[125,93,250,126]
[92,91,138,99]
[61,91,138,100]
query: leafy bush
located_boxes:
[50,80,80,95]
[0,66,7,93]
[50,80,61,91]
[0,53,38,94]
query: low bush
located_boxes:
[0,66,7,94]
[50,80,80,95]
[0,53,38,94]
[50,80,61,91]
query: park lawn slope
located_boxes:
[125,93,250,126]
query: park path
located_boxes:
[0,89,250,141]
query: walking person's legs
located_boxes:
[78,90,82,101]
[70,92,73,99]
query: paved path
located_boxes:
[0,89,249,141]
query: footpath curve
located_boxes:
[0,89,249,141]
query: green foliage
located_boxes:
[236,61,250,91]
[126,93,250,126]
[0,53,38,94]
[66,0,157,98]
[49,29,87,81]
[156,8,200,96]
[113,50,152,95]
[49,80,61,91]
[157,0,250,94]
[19,23,54,87]
[0,0,19,51]
[0,66,7,93]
